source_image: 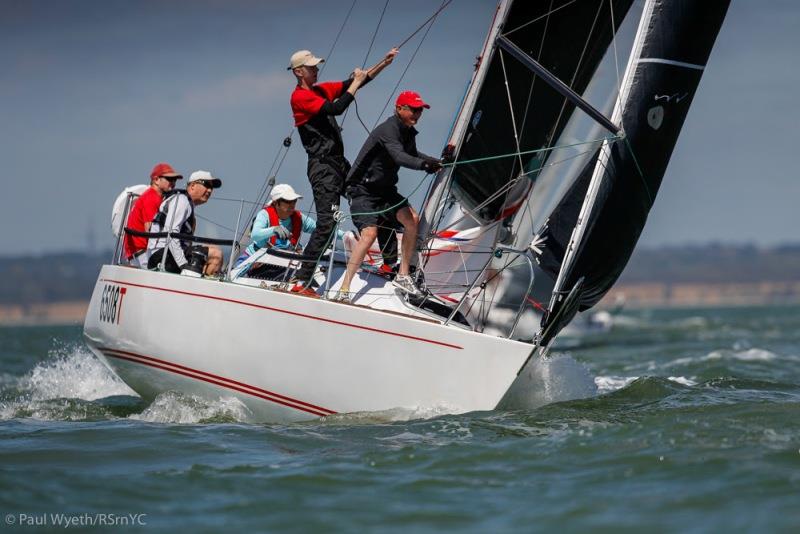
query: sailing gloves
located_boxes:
[422,158,443,174]
[440,144,456,164]
[272,225,291,239]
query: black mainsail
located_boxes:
[537,0,731,345]
[415,0,730,346]
[442,0,634,223]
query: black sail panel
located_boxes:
[451,0,633,223]
[539,0,731,342]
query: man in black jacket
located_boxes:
[337,91,442,302]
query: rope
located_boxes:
[623,136,652,204]
[342,0,390,129]
[371,0,446,128]
[396,0,453,49]
[319,0,358,78]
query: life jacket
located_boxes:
[152,189,195,236]
[265,205,302,246]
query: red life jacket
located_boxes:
[265,205,302,246]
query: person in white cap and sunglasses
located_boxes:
[147,170,224,276]
[288,45,398,296]
[235,183,347,269]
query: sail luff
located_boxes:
[546,0,655,311]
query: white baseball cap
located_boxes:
[288,50,325,70]
[269,184,302,203]
[187,170,222,189]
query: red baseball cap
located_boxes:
[396,91,430,109]
[150,162,183,181]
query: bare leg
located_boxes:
[204,246,223,275]
[394,206,419,277]
[340,226,378,292]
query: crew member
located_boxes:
[236,183,345,261]
[288,46,398,295]
[338,91,442,302]
[147,170,224,276]
[124,162,182,267]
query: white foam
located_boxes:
[129,391,251,424]
[732,348,777,361]
[0,346,139,421]
[20,346,136,401]
[498,354,598,409]
[595,375,637,394]
[667,376,697,386]
[320,402,465,425]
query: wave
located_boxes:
[129,391,252,424]
[0,344,139,421]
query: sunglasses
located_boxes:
[402,105,424,114]
[193,180,214,189]
[160,176,179,183]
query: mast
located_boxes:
[417,0,512,247]
[538,0,731,346]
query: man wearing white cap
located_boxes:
[147,170,224,276]
[288,46,398,295]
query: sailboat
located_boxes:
[84,0,730,423]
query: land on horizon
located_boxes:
[2,242,800,326]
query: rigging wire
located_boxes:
[502,0,578,37]
[396,0,453,49]
[371,0,447,129]
[240,0,358,239]
[341,0,390,128]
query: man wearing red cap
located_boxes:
[123,162,182,267]
[338,91,443,301]
[288,46,398,294]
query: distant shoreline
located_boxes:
[3,282,800,327]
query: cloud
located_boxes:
[181,72,288,110]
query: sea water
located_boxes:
[1,306,799,532]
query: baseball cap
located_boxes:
[150,162,182,181]
[396,90,430,109]
[288,50,325,70]
[187,170,222,189]
[269,184,303,203]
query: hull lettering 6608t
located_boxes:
[99,284,127,324]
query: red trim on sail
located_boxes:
[99,278,463,350]
[99,347,335,417]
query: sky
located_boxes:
[1,0,798,256]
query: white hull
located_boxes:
[83,265,533,423]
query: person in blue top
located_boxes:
[235,184,344,279]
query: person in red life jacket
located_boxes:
[234,184,346,276]
[337,91,443,303]
[288,46,398,295]
[123,162,182,267]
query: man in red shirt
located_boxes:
[123,162,182,267]
[288,46,398,294]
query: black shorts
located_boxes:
[346,185,409,230]
[148,245,208,273]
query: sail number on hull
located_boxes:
[99,283,127,325]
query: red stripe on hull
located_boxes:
[99,348,335,417]
[100,277,462,350]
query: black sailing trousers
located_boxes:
[295,157,347,285]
